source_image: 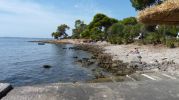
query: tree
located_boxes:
[90,27,105,41]
[51,32,59,39]
[89,13,118,32]
[120,17,137,25]
[51,24,70,39]
[157,25,179,37]
[130,0,163,10]
[81,29,91,39]
[87,13,118,40]
[57,24,70,38]
[107,22,124,37]
[72,20,87,39]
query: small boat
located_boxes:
[38,42,45,45]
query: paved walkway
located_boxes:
[2,80,179,100]
[2,71,179,100]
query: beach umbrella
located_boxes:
[138,0,179,25]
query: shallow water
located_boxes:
[0,37,94,87]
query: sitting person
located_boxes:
[126,48,140,55]
[126,48,142,63]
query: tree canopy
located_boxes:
[120,17,137,25]
[130,0,163,10]
[57,24,70,37]
[81,13,118,40]
[52,24,70,39]
[72,20,87,39]
[50,2,179,48]
[88,13,118,32]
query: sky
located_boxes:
[0,0,137,38]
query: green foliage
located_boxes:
[166,39,176,48]
[90,27,105,41]
[145,32,162,44]
[52,24,70,39]
[120,17,137,25]
[51,32,59,40]
[145,25,156,32]
[130,0,162,10]
[131,23,142,36]
[72,20,87,39]
[88,13,118,39]
[81,29,91,39]
[107,22,124,36]
[74,13,118,40]
[107,17,142,44]
[108,35,123,44]
[157,25,179,37]
[51,11,179,48]
[57,24,70,37]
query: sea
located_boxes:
[0,37,94,87]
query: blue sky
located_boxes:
[0,0,137,38]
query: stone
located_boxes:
[91,56,96,59]
[43,65,52,69]
[73,56,78,59]
[0,83,13,99]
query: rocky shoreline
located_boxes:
[67,43,179,82]
[71,44,137,82]
[32,39,179,82]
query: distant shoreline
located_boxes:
[29,39,91,45]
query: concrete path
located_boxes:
[2,80,179,100]
[2,71,179,100]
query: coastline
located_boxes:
[30,39,91,45]
[32,39,179,82]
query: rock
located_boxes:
[82,61,95,67]
[92,69,96,72]
[75,59,95,67]
[0,83,13,99]
[162,58,167,60]
[82,58,90,61]
[112,63,118,67]
[76,59,82,63]
[69,47,78,50]
[73,56,78,59]
[91,56,96,59]
[43,65,52,69]
[94,72,105,79]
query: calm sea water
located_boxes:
[0,37,94,87]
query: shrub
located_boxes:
[145,32,161,45]
[107,22,124,37]
[166,39,175,48]
[108,36,123,44]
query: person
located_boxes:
[176,32,179,39]
[126,48,139,55]
[126,48,142,63]
[139,33,144,39]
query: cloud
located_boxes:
[0,0,111,38]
